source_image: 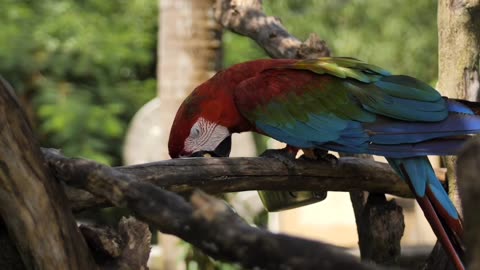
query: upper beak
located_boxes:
[191,135,232,158]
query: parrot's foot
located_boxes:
[301,149,338,166]
[260,148,297,170]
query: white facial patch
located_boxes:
[184,117,229,155]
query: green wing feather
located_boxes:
[270,57,446,121]
[283,57,390,83]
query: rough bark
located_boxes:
[350,192,404,266]
[80,217,151,270]
[438,0,480,101]
[214,0,330,59]
[457,138,480,270]
[0,77,96,269]
[44,149,388,270]
[356,194,404,265]
[344,154,404,266]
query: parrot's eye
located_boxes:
[190,125,201,138]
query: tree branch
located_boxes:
[44,148,388,270]
[41,149,447,211]
[214,0,330,58]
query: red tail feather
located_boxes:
[400,166,465,270]
[420,188,465,270]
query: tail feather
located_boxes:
[365,112,480,145]
[426,187,464,251]
[387,157,465,270]
[416,189,465,270]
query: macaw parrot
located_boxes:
[168,57,476,270]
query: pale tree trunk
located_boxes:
[424,1,480,269]
[123,1,256,269]
[437,0,480,209]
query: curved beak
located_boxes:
[191,135,232,158]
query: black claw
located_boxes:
[299,149,338,166]
[321,153,339,166]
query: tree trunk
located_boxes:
[0,77,96,269]
[437,0,480,213]
[438,0,480,101]
[427,1,480,269]
[159,1,225,268]
[124,0,255,269]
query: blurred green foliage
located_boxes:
[0,0,157,165]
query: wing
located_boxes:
[234,57,480,157]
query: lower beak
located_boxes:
[213,135,231,157]
[190,136,232,158]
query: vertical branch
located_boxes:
[0,77,96,269]
[345,154,404,266]
[358,194,404,265]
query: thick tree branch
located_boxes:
[44,149,386,270]
[214,0,330,58]
[0,77,96,269]
[41,149,447,211]
[118,156,412,195]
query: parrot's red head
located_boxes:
[168,59,295,158]
[168,66,253,158]
[168,81,235,158]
